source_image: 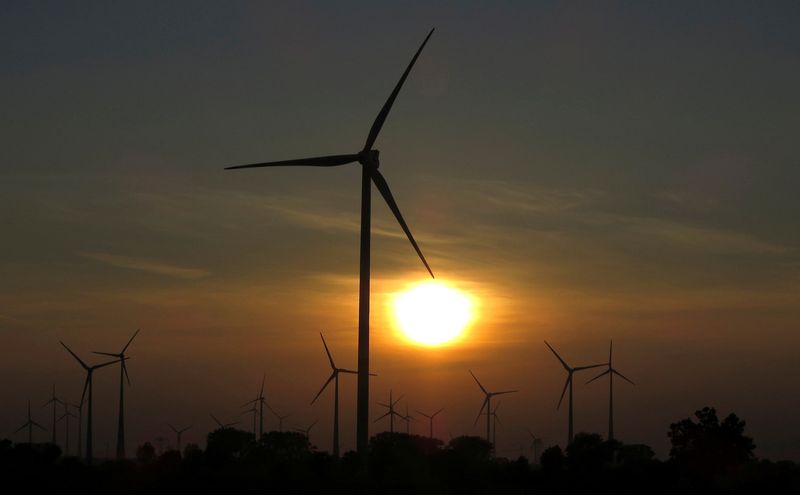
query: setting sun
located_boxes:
[392,281,475,346]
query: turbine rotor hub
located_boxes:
[360,149,380,169]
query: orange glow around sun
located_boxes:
[391,281,475,347]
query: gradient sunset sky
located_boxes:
[2,2,799,459]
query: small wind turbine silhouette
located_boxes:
[15,400,46,444]
[210,414,239,429]
[586,340,635,441]
[293,420,318,443]
[225,29,437,453]
[241,373,267,439]
[526,429,542,463]
[42,383,64,445]
[470,370,517,444]
[242,405,258,436]
[544,340,607,445]
[93,328,139,459]
[167,424,191,453]
[57,402,76,456]
[311,332,362,457]
[402,403,415,434]
[374,390,405,433]
[267,405,291,432]
[60,341,119,463]
[416,407,444,439]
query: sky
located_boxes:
[1,1,800,460]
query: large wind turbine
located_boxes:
[544,341,606,445]
[470,370,517,445]
[60,341,118,463]
[310,332,358,456]
[93,328,139,459]
[374,390,405,433]
[241,373,267,439]
[586,340,635,441]
[167,424,191,453]
[15,400,46,444]
[57,402,77,456]
[416,407,444,439]
[225,29,437,453]
[42,383,63,445]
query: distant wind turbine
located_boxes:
[42,383,64,445]
[416,407,444,439]
[470,370,517,445]
[586,340,635,441]
[210,414,239,429]
[374,390,405,433]
[15,400,46,444]
[242,405,258,436]
[224,29,437,453]
[310,332,364,457]
[544,340,606,445]
[60,341,118,463]
[489,401,502,451]
[241,373,267,439]
[267,405,291,432]
[93,328,139,459]
[57,402,76,456]
[293,420,318,443]
[167,424,191,453]
[526,429,542,463]
[402,403,415,434]
[71,400,84,458]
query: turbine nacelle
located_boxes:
[359,149,380,169]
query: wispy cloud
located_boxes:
[78,252,210,279]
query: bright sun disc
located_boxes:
[393,281,474,346]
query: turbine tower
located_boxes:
[470,370,517,446]
[224,29,437,453]
[374,390,405,433]
[42,383,64,445]
[489,401,501,451]
[544,340,606,445]
[71,400,84,458]
[416,407,444,439]
[57,402,76,456]
[60,341,118,463]
[93,328,139,459]
[310,332,358,457]
[167,424,191,453]
[15,400,46,444]
[586,340,635,441]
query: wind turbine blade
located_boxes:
[241,398,259,407]
[416,410,431,419]
[474,397,488,425]
[494,390,518,396]
[80,375,90,405]
[14,423,28,433]
[586,369,610,384]
[60,341,89,370]
[544,341,570,371]
[210,414,223,427]
[122,361,131,386]
[320,333,336,370]
[122,328,140,353]
[609,339,613,365]
[168,423,177,433]
[225,154,360,170]
[370,169,434,277]
[374,411,391,422]
[574,363,607,372]
[557,376,570,410]
[433,408,444,417]
[376,402,390,408]
[613,369,635,385]
[181,426,192,433]
[32,421,47,431]
[266,404,279,417]
[42,398,53,407]
[93,358,122,370]
[527,428,535,439]
[259,373,266,398]
[393,394,404,405]
[469,370,488,394]
[310,373,336,405]
[338,368,358,374]
[362,28,435,152]
[92,351,119,358]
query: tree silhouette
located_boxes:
[668,406,755,477]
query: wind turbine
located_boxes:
[374,390,405,433]
[241,373,267,439]
[15,400,46,444]
[544,340,607,445]
[167,424,191,453]
[416,407,444,439]
[71,401,84,458]
[57,402,76,456]
[210,414,239,429]
[310,332,361,457]
[293,420,318,443]
[526,429,542,463]
[93,328,139,459]
[242,405,258,436]
[402,403,415,434]
[489,401,501,452]
[267,405,291,432]
[586,340,635,441]
[224,29,437,453]
[60,341,118,463]
[42,383,64,445]
[470,370,517,445]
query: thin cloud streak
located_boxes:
[78,251,211,279]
